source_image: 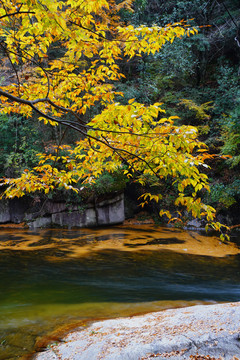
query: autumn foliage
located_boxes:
[0,0,226,232]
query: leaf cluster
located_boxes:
[0,0,233,232]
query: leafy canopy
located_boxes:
[0,0,224,230]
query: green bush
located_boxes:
[0,114,42,176]
[87,170,128,197]
[208,180,240,208]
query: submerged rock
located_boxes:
[34,302,240,360]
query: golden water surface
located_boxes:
[0,225,239,360]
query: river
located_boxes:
[0,225,239,360]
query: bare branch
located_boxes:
[0,11,35,20]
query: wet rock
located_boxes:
[186,219,203,229]
[97,194,125,225]
[29,216,52,229]
[4,330,35,351]
[52,208,96,228]
[0,194,125,228]
[9,198,31,223]
[0,200,10,223]
[44,201,68,214]
[51,194,124,228]
[34,302,240,360]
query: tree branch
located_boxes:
[0,11,35,20]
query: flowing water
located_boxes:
[0,225,240,360]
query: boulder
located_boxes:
[186,218,204,229]
[51,194,124,228]
[97,194,125,225]
[0,200,10,223]
[29,216,52,229]
[9,198,31,223]
[34,302,240,360]
[0,194,124,228]
[44,201,68,214]
[52,208,96,228]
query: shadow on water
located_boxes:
[124,237,185,247]
[0,226,240,359]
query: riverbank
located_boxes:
[33,302,240,360]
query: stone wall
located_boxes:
[0,194,125,228]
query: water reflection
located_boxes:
[0,226,239,359]
[0,225,239,257]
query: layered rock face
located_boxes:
[0,194,124,228]
[34,302,240,360]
